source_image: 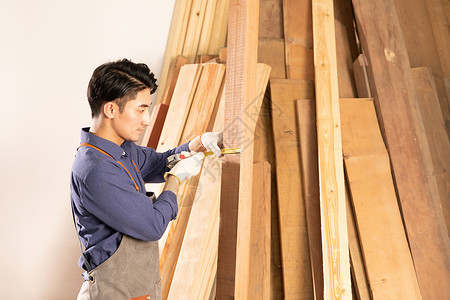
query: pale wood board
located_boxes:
[340,98,422,299]
[258,37,287,79]
[248,161,271,299]
[259,0,284,39]
[312,0,351,298]
[179,63,225,143]
[411,67,450,238]
[167,90,224,299]
[160,64,225,299]
[157,64,203,153]
[295,99,323,300]
[352,0,450,297]
[219,47,227,63]
[196,0,218,57]
[160,56,188,106]
[207,0,229,55]
[182,0,208,63]
[156,0,192,105]
[217,0,259,298]
[157,64,203,257]
[394,0,450,130]
[283,0,314,80]
[270,79,314,299]
[352,54,371,98]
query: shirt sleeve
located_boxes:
[135,142,190,183]
[79,162,178,241]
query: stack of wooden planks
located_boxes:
[145,0,450,299]
[257,0,450,299]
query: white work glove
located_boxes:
[200,132,223,156]
[165,152,205,184]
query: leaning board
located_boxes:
[270,79,314,299]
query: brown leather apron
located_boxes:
[75,143,161,300]
[77,235,161,300]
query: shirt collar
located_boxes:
[80,127,133,160]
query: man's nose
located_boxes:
[142,111,150,125]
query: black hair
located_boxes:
[87,59,158,118]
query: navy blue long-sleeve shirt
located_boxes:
[70,127,189,270]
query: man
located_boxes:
[71,59,222,300]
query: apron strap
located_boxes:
[79,142,140,192]
[71,142,142,281]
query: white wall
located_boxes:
[0,1,175,298]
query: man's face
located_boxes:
[111,88,151,143]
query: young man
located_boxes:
[71,59,222,300]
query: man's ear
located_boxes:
[103,102,116,119]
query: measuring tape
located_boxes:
[204,147,241,157]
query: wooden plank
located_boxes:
[207,0,229,55]
[253,89,283,300]
[141,103,168,149]
[197,55,219,64]
[412,67,450,237]
[182,0,208,63]
[179,64,225,143]
[425,0,450,125]
[160,56,188,106]
[352,1,450,297]
[157,64,203,153]
[156,0,192,105]
[196,0,218,57]
[335,20,357,98]
[312,0,351,298]
[352,54,371,98]
[258,37,286,79]
[345,186,371,300]
[217,0,259,296]
[259,0,284,39]
[219,47,227,63]
[340,98,422,299]
[248,161,271,299]
[168,86,224,300]
[283,0,314,80]
[160,64,225,299]
[295,99,323,300]
[394,0,450,132]
[333,0,359,62]
[270,79,314,299]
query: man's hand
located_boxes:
[189,132,223,156]
[165,152,205,185]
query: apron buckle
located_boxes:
[82,271,95,283]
